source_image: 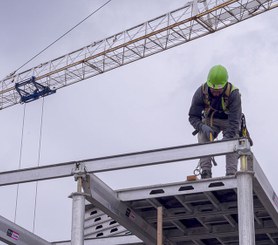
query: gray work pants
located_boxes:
[198,118,238,175]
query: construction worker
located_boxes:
[188,65,242,179]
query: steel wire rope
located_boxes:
[11,0,113,231]
[29,0,113,232]
[32,97,45,233]
[12,0,113,75]
[14,103,27,223]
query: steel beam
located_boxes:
[117,176,237,201]
[52,235,143,245]
[252,156,278,228]
[0,214,51,245]
[82,174,158,245]
[0,139,248,186]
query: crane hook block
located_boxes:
[15,76,56,103]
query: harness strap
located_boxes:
[202,82,237,115]
[222,82,232,113]
[202,82,238,128]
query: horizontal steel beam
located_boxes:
[0,214,51,245]
[0,139,250,186]
[52,235,143,245]
[117,177,237,201]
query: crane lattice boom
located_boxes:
[1,0,277,109]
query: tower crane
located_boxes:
[0,0,277,110]
[0,2,278,244]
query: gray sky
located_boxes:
[0,0,278,242]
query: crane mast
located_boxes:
[1,0,277,110]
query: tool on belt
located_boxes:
[240,113,253,146]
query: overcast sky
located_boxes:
[0,0,278,243]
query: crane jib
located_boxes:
[0,0,277,109]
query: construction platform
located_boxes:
[73,158,278,245]
[0,139,278,244]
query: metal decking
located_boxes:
[120,179,277,244]
[0,139,278,244]
[82,155,278,245]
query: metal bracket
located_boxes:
[15,76,56,103]
[72,162,87,181]
[235,138,251,156]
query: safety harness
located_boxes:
[191,82,237,136]
[192,82,253,177]
[202,82,237,119]
[202,82,253,146]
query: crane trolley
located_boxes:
[15,76,56,103]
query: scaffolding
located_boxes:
[0,138,277,244]
[1,0,278,244]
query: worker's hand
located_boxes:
[201,124,215,140]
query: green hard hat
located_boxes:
[206,65,228,89]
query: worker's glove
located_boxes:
[200,124,215,140]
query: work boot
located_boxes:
[201,170,212,179]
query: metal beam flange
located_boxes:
[83,174,158,245]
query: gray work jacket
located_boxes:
[188,84,242,138]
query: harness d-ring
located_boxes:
[193,166,201,176]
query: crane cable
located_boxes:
[12,0,113,75]
[32,97,46,233]
[14,104,27,223]
[13,97,45,233]
[13,0,113,228]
